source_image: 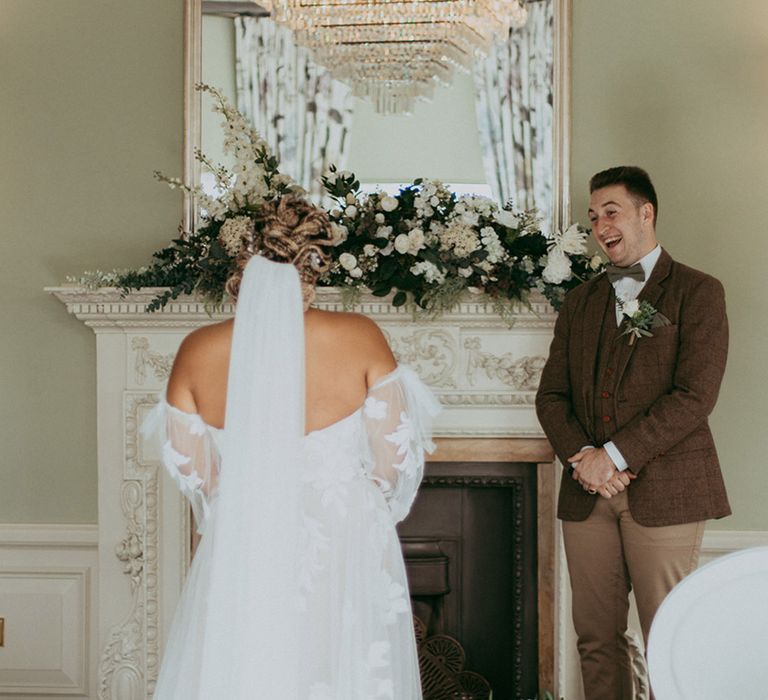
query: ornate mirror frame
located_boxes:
[180,0,572,235]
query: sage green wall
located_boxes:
[571,1,768,530]
[0,1,184,522]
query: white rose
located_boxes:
[408,228,425,252]
[590,254,603,271]
[394,234,411,254]
[330,222,348,245]
[330,208,342,219]
[339,252,358,270]
[344,205,358,219]
[376,225,393,239]
[380,242,394,256]
[542,248,573,284]
[345,193,357,205]
[430,196,439,207]
[349,267,363,279]
[458,267,473,278]
[375,213,385,224]
[622,299,640,317]
[363,244,377,257]
[493,210,520,229]
[380,196,398,212]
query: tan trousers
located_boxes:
[562,491,704,700]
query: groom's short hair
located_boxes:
[590,166,658,226]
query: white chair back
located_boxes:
[648,545,768,699]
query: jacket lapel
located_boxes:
[613,248,674,385]
[580,274,612,427]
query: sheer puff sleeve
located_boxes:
[141,399,221,534]
[362,365,442,523]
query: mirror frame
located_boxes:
[182,0,572,235]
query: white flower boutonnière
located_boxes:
[617,298,670,345]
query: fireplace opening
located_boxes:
[399,461,539,700]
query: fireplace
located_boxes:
[401,439,555,699]
[49,287,560,700]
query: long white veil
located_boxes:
[197,255,304,697]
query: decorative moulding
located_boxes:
[48,286,557,439]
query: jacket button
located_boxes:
[602,415,611,423]
[601,391,610,398]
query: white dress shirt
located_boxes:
[596,246,662,472]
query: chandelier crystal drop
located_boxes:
[259,0,529,114]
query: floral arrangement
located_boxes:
[70,84,602,315]
[617,298,670,344]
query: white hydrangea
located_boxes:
[410,261,446,285]
[439,221,481,258]
[217,216,253,256]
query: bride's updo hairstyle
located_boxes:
[225,195,337,309]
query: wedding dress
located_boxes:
[141,256,440,699]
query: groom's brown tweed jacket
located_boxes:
[536,248,731,527]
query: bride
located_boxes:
[142,194,440,699]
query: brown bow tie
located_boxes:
[606,263,645,284]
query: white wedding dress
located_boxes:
[142,257,439,700]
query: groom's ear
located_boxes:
[641,201,655,226]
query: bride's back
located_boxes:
[165,307,396,433]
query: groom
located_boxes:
[536,166,730,699]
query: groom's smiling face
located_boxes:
[588,184,657,267]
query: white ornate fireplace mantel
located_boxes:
[48,285,566,699]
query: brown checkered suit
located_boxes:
[536,248,730,699]
[536,248,730,526]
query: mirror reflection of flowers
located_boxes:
[70,84,601,316]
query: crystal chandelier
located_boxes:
[259,0,530,114]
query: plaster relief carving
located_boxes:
[464,337,546,391]
[132,337,175,385]
[99,394,161,699]
[385,329,457,387]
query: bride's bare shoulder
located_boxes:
[167,320,233,409]
[306,309,396,382]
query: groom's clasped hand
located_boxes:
[568,446,636,498]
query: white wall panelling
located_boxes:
[0,525,97,699]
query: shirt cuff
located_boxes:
[603,441,629,471]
